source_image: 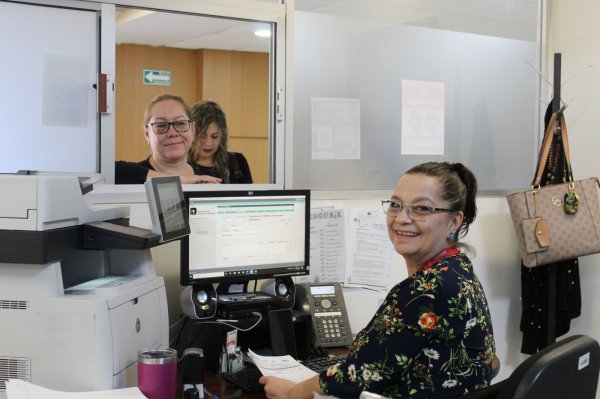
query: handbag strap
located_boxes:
[532,112,573,187]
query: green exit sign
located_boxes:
[143,69,171,86]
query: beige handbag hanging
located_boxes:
[506,112,600,267]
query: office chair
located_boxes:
[461,334,600,399]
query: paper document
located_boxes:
[247,349,317,383]
[296,204,346,284]
[64,275,146,295]
[344,208,393,289]
[311,97,361,160]
[6,379,145,399]
[401,80,445,155]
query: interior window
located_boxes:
[115,7,274,184]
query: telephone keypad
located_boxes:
[313,296,349,345]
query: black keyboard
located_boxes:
[221,356,346,394]
[222,367,264,393]
[302,355,346,372]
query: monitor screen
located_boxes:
[181,189,310,286]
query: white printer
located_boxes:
[0,174,188,397]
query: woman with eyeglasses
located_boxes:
[115,94,222,184]
[188,100,253,184]
[260,162,496,399]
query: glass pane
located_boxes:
[292,7,540,191]
[0,2,98,174]
[115,7,273,184]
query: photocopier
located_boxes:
[0,174,171,397]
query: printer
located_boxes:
[0,174,181,397]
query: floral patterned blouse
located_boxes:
[319,248,496,398]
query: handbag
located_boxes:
[506,111,600,267]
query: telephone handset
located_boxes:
[294,282,353,348]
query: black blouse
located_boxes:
[194,152,253,184]
[115,152,253,184]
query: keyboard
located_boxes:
[222,367,264,393]
[221,355,346,393]
[302,355,346,372]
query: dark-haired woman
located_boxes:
[189,100,253,184]
[260,162,496,399]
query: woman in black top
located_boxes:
[115,158,219,184]
[115,94,222,185]
[189,100,253,184]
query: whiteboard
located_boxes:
[292,12,539,191]
[0,2,98,174]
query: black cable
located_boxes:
[170,315,188,349]
[182,312,263,355]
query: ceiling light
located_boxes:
[254,30,271,38]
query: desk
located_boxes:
[177,347,350,399]
[176,367,265,399]
[203,370,265,399]
[174,312,319,374]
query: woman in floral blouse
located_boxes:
[260,162,496,398]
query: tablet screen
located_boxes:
[145,176,190,242]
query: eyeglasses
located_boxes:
[381,200,455,221]
[146,120,192,135]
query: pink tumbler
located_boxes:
[138,348,177,399]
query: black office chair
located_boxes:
[462,334,600,399]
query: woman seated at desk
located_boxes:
[260,162,496,399]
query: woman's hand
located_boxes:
[147,170,222,185]
[180,175,222,184]
[196,175,222,184]
[259,376,295,399]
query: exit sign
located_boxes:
[143,69,171,86]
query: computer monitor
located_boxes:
[180,189,311,287]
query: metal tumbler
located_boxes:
[137,348,177,399]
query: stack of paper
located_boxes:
[6,380,146,399]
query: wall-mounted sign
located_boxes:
[143,69,171,86]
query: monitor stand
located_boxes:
[216,281,249,296]
[215,281,283,320]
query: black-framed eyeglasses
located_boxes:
[146,120,192,135]
[381,200,455,221]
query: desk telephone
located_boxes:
[294,282,353,347]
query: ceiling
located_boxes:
[115,8,273,52]
[115,0,539,53]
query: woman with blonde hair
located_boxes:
[115,94,222,184]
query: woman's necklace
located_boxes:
[420,246,460,271]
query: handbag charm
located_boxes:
[564,182,579,214]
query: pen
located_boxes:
[204,386,218,399]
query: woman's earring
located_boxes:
[448,231,457,241]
